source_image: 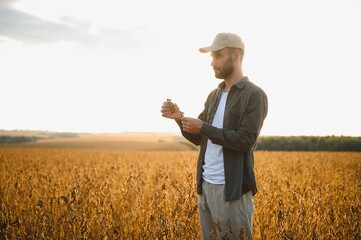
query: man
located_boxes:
[161,32,268,240]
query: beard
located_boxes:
[214,57,234,79]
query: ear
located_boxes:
[233,50,240,62]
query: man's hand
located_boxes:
[181,117,203,134]
[161,99,184,121]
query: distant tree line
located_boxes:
[256,136,361,151]
[1,134,360,151]
[0,136,39,144]
[0,132,79,144]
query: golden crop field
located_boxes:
[0,148,360,239]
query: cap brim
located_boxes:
[199,45,225,53]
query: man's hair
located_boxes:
[227,47,244,62]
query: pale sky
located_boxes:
[1,0,360,136]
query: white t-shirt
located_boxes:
[202,90,228,184]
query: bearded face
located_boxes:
[214,55,234,80]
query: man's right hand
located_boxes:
[161,99,183,121]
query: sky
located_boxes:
[1,0,360,136]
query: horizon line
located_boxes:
[1,128,360,138]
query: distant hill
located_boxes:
[0,130,196,151]
[0,129,80,145]
[0,129,79,138]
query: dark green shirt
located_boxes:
[179,77,268,201]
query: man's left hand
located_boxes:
[181,117,203,134]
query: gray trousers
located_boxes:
[198,181,254,240]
